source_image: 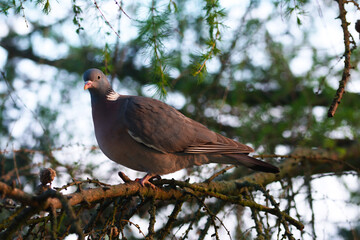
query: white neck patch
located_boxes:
[106,91,120,101]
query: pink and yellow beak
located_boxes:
[84,81,92,90]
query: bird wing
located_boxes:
[123,96,215,153]
[123,96,254,154]
[185,132,254,154]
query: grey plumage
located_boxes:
[83,68,279,186]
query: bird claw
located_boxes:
[136,178,156,189]
[135,174,161,189]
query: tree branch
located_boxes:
[328,0,356,117]
[0,143,359,238]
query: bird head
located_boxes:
[83,68,111,96]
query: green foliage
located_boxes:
[136,0,172,97]
[36,0,51,14]
[191,0,224,77]
[0,0,15,15]
[168,0,177,12]
[274,0,308,25]
[72,0,84,34]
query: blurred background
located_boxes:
[0,0,360,239]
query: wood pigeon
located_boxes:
[83,68,279,187]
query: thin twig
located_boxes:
[157,200,185,240]
[94,0,121,39]
[255,184,296,240]
[246,190,265,239]
[184,191,231,240]
[344,0,360,10]
[49,205,57,240]
[11,147,21,188]
[1,71,47,135]
[113,0,132,19]
[304,160,317,240]
[0,207,39,240]
[328,0,356,117]
[120,219,146,238]
[19,0,29,28]
[205,165,235,183]
[146,197,156,239]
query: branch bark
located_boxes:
[328,0,356,117]
[1,143,359,237]
[1,145,359,205]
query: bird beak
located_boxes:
[84,81,92,90]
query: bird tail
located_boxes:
[225,154,279,173]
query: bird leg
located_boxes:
[135,173,161,189]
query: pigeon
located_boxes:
[83,68,279,188]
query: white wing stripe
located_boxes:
[127,129,165,153]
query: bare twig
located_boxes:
[181,204,203,239]
[146,197,156,240]
[328,0,356,117]
[49,205,57,240]
[1,71,47,136]
[113,0,132,19]
[18,0,29,28]
[157,200,185,240]
[0,207,39,240]
[11,149,21,188]
[94,0,121,39]
[120,219,146,238]
[2,145,360,238]
[304,160,317,240]
[205,165,235,183]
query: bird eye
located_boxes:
[97,76,100,79]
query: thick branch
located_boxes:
[0,144,359,234]
[1,144,359,206]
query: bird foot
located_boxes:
[135,174,161,189]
